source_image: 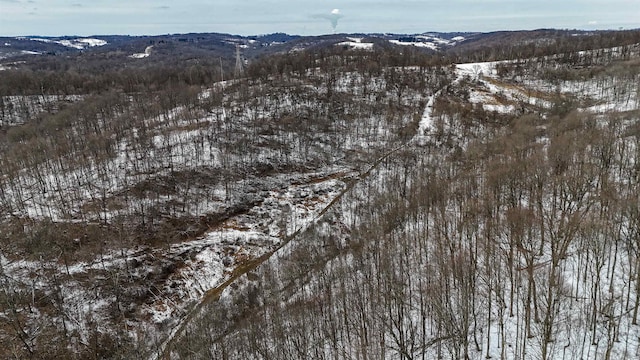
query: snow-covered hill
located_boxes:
[20,37,108,50]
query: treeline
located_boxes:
[0,62,223,96]
[449,29,640,63]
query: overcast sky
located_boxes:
[1,0,639,37]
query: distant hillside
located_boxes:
[3,29,639,73]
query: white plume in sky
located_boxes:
[313,8,344,32]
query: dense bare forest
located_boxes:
[1,30,640,359]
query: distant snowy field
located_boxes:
[19,36,108,50]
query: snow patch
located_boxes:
[131,45,153,59]
[389,39,438,50]
[20,37,107,50]
[75,38,107,47]
[337,37,374,50]
[455,61,554,113]
[389,34,462,50]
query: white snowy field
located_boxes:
[18,37,107,50]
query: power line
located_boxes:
[234,45,244,78]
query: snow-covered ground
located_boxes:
[455,61,553,113]
[337,37,374,50]
[453,56,639,115]
[19,37,107,50]
[181,46,640,360]
[390,39,439,50]
[389,34,465,50]
[1,94,85,126]
[1,167,349,352]
[0,63,435,357]
[460,44,640,115]
[131,45,153,59]
[5,43,638,358]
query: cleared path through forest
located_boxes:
[154,81,443,359]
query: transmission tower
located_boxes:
[234,45,244,78]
